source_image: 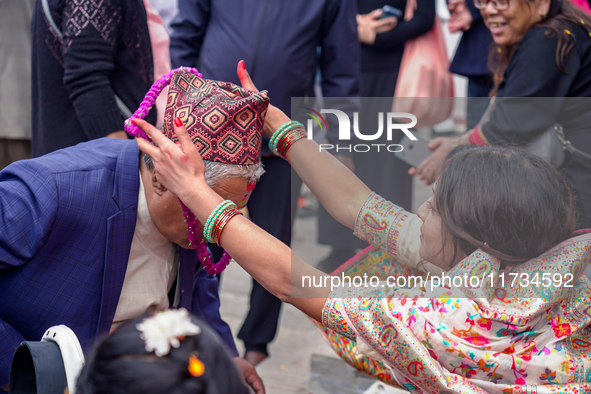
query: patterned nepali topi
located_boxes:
[124,67,268,275]
[124,67,269,275]
[125,67,269,165]
[162,69,269,165]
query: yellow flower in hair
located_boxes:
[189,354,205,377]
[566,29,571,35]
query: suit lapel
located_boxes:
[96,142,141,336]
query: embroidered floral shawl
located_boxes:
[320,192,591,394]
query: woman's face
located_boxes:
[481,0,549,46]
[416,192,466,271]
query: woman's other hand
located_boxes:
[237,60,290,139]
[408,137,455,184]
[134,117,206,200]
[233,357,266,394]
[357,9,398,45]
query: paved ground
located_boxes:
[218,174,433,394]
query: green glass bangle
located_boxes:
[269,129,289,154]
[204,201,233,233]
[269,121,304,155]
[204,203,236,243]
[271,124,300,155]
[203,200,235,242]
[269,121,301,149]
[269,121,294,149]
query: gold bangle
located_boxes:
[212,208,242,245]
[277,127,308,158]
[212,209,234,245]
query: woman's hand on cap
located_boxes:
[237,60,290,139]
[134,118,207,200]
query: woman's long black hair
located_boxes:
[435,145,577,267]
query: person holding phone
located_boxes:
[355,0,436,197]
[315,0,437,273]
[169,0,361,366]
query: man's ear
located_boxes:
[151,170,168,196]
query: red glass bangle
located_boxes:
[277,127,308,158]
[211,208,242,245]
[468,125,490,146]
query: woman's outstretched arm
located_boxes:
[135,119,329,322]
[237,63,371,230]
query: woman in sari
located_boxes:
[132,68,591,393]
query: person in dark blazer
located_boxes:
[314,0,436,274]
[0,138,263,391]
[169,0,360,365]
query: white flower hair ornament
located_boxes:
[136,308,201,357]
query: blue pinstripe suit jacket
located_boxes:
[0,139,237,385]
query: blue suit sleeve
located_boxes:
[170,0,212,69]
[0,161,57,386]
[0,320,26,386]
[191,267,239,356]
[481,30,574,144]
[0,162,57,269]
[319,0,361,149]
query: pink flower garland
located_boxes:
[181,202,233,275]
[125,67,232,275]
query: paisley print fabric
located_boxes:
[319,193,591,393]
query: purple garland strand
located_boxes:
[123,66,201,139]
[181,203,233,275]
[125,66,232,276]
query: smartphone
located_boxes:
[380,5,403,19]
[396,133,432,168]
